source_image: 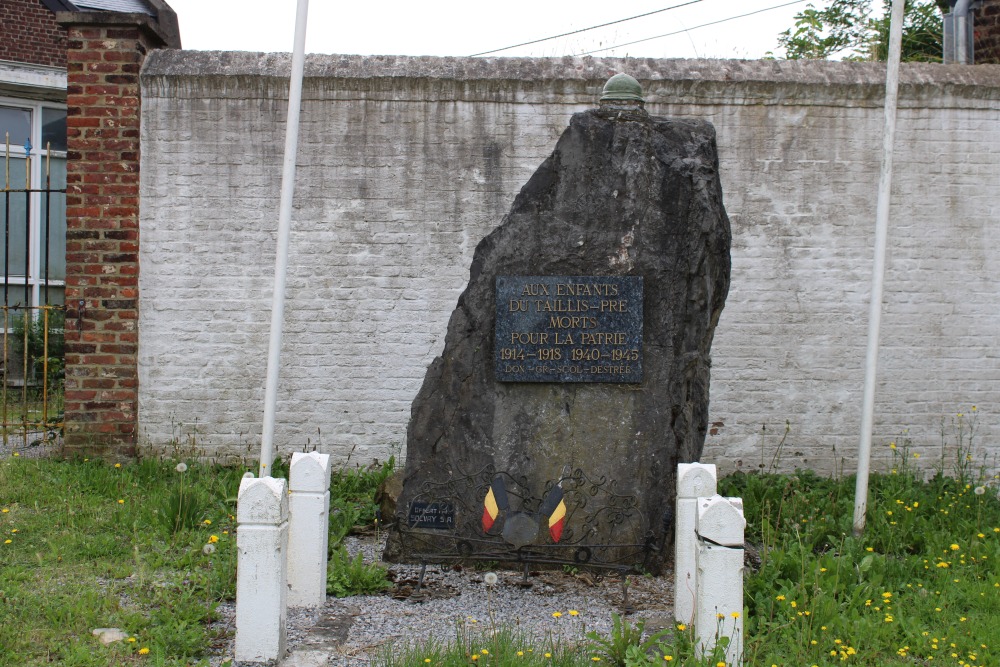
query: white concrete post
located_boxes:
[675,463,717,624]
[695,494,745,667]
[288,451,332,607]
[236,476,289,663]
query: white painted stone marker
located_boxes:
[675,462,717,624]
[288,451,332,607]
[695,494,746,667]
[236,475,289,663]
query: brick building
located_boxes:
[1,0,178,455]
[975,0,1000,62]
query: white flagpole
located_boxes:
[853,0,905,536]
[260,0,309,478]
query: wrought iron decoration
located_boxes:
[398,464,656,571]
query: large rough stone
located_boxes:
[385,104,730,574]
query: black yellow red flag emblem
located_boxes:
[539,484,567,543]
[482,477,509,531]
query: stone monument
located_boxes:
[384,74,730,575]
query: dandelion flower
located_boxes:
[202,543,216,555]
[552,611,562,618]
[1,508,8,513]
[471,656,478,662]
[483,572,498,586]
[118,499,125,504]
[128,637,136,643]
[4,539,10,544]
[12,452,19,457]
[775,595,786,601]
[592,658,601,662]
[115,463,122,468]
[208,534,219,544]
[424,659,431,664]
[517,651,524,657]
[951,544,961,551]
[913,453,920,459]
[717,662,726,667]
[545,653,552,658]
[138,647,149,655]
[974,486,986,496]
[481,649,489,655]
[676,624,686,631]
[175,462,188,473]
[717,612,725,619]
[731,611,741,618]
[663,657,673,662]
[569,610,579,616]
[203,519,212,525]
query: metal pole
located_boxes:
[853,0,905,536]
[260,0,309,478]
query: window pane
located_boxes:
[40,157,66,282]
[40,285,64,307]
[41,108,67,153]
[1,156,29,281]
[0,106,31,149]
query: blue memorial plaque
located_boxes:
[495,276,643,383]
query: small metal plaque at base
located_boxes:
[407,501,456,530]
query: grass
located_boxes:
[0,457,242,666]
[722,438,1000,667]
[1,435,998,667]
[0,454,393,666]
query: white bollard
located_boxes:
[695,494,745,667]
[236,476,289,663]
[675,463,717,624]
[288,451,333,607]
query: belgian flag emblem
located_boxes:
[539,484,567,543]
[482,478,508,532]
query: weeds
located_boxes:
[326,546,391,598]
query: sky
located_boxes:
[164,0,815,60]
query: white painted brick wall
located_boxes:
[138,54,1000,476]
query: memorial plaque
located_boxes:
[495,276,643,383]
[407,501,456,530]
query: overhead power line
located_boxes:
[578,0,809,56]
[469,0,704,57]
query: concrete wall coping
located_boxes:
[141,51,1000,106]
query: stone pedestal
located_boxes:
[235,476,288,663]
[288,452,333,608]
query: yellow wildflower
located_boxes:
[138,647,149,655]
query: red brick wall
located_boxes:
[62,20,158,455]
[975,0,1000,64]
[0,0,67,68]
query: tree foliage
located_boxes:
[779,0,944,62]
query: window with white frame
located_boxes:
[0,97,67,308]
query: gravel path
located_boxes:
[210,535,675,666]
